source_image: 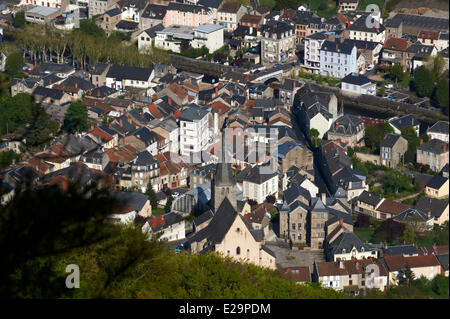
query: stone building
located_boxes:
[260,21,296,65]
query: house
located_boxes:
[391,208,435,232]
[405,41,438,73]
[326,230,378,262]
[139,3,168,30]
[346,14,386,44]
[155,152,188,189]
[32,86,71,106]
[188,163,216,189]
[314,258,388,292]
[163,2,214,27]
[279,197,309,244]
[341,73,376,96]
[109,191,152,224]
[184,198,277,269]
[105,65,154,91]
[142,212,185,242]
[389,114,420,136]
[30,62,75,79]
[346,39,383,69]
[384,254,441,285]
[427,121,449,143]
[417,30,442,49]
[99,7,122,33]
[239,14,263,28]
[417,139,449,172]
[302,31,336,74]
[130,150,160,192]
[277,140,313,174]
[137,24,165,52]
[190,23,224,52]
[338,0,359,12]
[425,175,449,199]
[120,0,148,23]
[319,40,357,78]
[375,199,413,220]
[216,1,246,32]
[179,105,211,158]
[151,116,180,154]
[380,37,412,70]
[380,133,408,168]
[278,78,302,110]
[25,6,61,24]
[354,191,384,217]
[242,166,278,204]
[435,254,449,276]
[260,21,296,65]
[293,11,320,44]
[91,62,111,87]
[89,0,119,18]
[242,203,272,237]
[10,77,42,96]
[415,197,449,226]
[327,114,365,148]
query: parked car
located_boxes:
[385,84,394,89]
[366,65,375,71]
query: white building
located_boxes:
[137,24,165,53]
[142,213,186,242]
[303,32,329,74]
[427,121,449,143]
[105,65,154,91]
[179,105,211,158]
[21,0,69,9]
[319,40,357,78]
[216,1,246,32]
[243,166,279,204]
[191,24,224,53]
[347,14,386,44]
[341,73,376,95]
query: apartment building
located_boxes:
[319,40,357,78]
[417,139,449,172]
[260,21,296,65]
[179,105,211,158]
[163,2,214,27]
[242,166,279,204]
[217,1,246,32]
[380,133,408,168]
[88,0,119,18]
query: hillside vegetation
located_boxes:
[0,183,346,299]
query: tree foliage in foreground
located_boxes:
[0,183,346,299]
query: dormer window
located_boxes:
[342,248,346,254]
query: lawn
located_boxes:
[152,207,165,217]
[354,227,375,243]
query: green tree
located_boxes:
[0,93,33,136]
[0,151,21,169]
[431,78,449,115]
[23,102,59,147]
[76,18,105,38]
[146,183,159,211]
[364,122,393,154]
[388,64,404,84]
[0,74,10,101]
[401,126,419,164]
[5,52,25,77]
[383,170,412,195]
[411,65,435,97]
[164,194,173,213]
[424,54,447,81]
[401,225,416,244]
[259,0,276,8]
[431,275,449,298]
[308,128,320,147]
[64,101,88,133]
[13,11,26,28]
[398,265,415,286]
[378,86,386,96]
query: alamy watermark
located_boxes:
[65,264,80,289]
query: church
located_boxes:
[183,132,277,269]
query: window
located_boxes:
[236,247,241,255]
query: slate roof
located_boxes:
[60,75,95,91]
[357,190,383,207]
[33,86,65,100]
[380,133,404,148]
[198,0,223,9]
[106,65,153,81]
[193,210,214,228]
[418,138,448,155]
[132,150,158,167]
[392,208,430,223]
[141,4,168,20]
[348,14,385,34]
[435,254,449,271]
[415,197,448,219]
[389,114,419,131]
[330,231,375,255]
[122,0,148,10]
[30,62,74,76]
[341,73,372,86]
[142,23,165,38]
[179,105,209,121]
[383,244,418,257]
[116,20,139,31]
[87,86,117,98]
[104,7,121,17]
[406,41,435,58]
[167,2,210,14]
[241,165,277,185]
[329,114,364,136]
[427,121,449,135]
[386,13,449,32]
[426,175,448,189]
[320,40,356,55]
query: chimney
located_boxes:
[427,209,431,219]
[97,89,101,97]
[321,193,326,203]
[215,86,218,96]
[335,122,339,129]
[49,79,52,85]
[230,89,233,96]
[120,118,123,126]
[433,243,437,252]
[444,144,447,152]
[384,243,388,249]
[153,94,157,101]
[168,97,172,106]
[336,43,338,51]
[339,260,344,269]
[420,139,423,145]
[339,218,343,225]
[108,122,112,129]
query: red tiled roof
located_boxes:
[316,261,348,276]
[89,127,113,143]
[280,266,311,282]
[149,215,166,230]
[240,14,263,24]
[268,117,292,126]
[406,254,441,268]
[168,82,188,100]
[173,110,182,119]
[147,104,164,119]
[208,100,231,116]
[377,199,413,216]
[383,37,409,51]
